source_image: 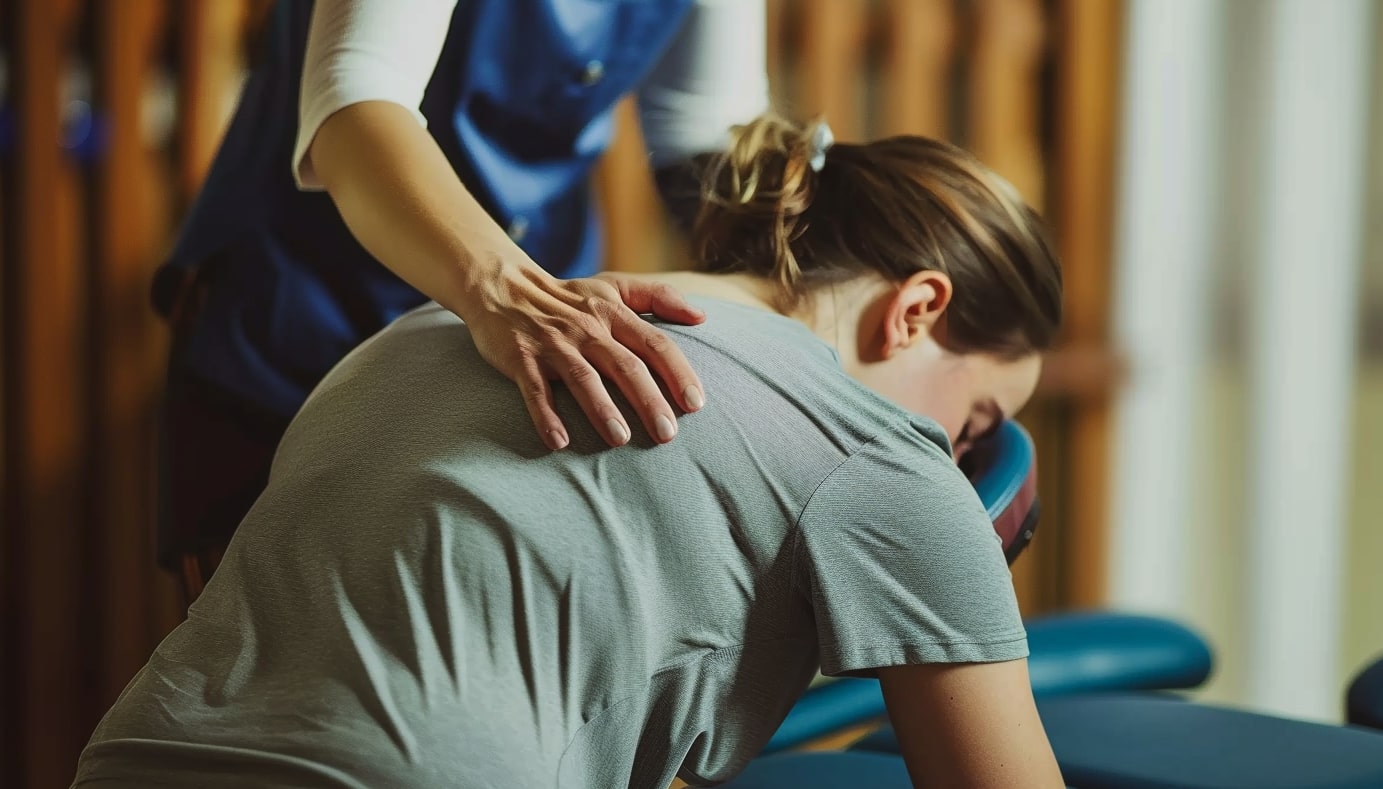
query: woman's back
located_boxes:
[75,298,1024,788]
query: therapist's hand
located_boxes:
[307,100,705,450]
[463,267,707,450]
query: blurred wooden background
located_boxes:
[0,1,1121,787]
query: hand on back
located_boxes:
[462,266,707,450]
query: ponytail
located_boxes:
[691,111,1063,359]
[694,113,831,309]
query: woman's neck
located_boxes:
[622,271,887,374]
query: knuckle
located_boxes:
[612,353,646,378]
[582,295,614,319]
[568,313,605,339]
[642,330,671,355]
[565,362,598,385]
[537,323,570,348]
[517,379,548,406]
[589,278,621,299]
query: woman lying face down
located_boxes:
[74,113,1064,789]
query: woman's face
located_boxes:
[847,272,1042,458]
[901,346,1041,458]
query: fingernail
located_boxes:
[607,419,629,445]
[548,430,569,450]
[684,386,705,411]
[655,414,677,442]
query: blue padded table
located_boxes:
[1039,694,1383,789]
[855,693,1383,789]
[718,752,914,789]
[1022,611,1212,697]
[768,610,1213,754]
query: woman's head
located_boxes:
[693,112,1062,452]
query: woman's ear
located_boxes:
[880,270,953,358]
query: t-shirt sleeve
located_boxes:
[636,0,771,169]
[795,423,1028,678]
[294,0,459,190]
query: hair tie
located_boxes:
[808,121,835,173]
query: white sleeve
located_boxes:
[637,0,771,170]
[294,0,459,190]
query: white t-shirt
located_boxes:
[293,0,771,188]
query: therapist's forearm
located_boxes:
[306,100,537,320]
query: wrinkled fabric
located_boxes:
[76,298,1025,788]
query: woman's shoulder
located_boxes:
[798,415,981,543]
[655,295,846,383]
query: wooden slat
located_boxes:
[0,0,12,778]
[1052,0,1122,607]
[1055,0,1118,343]
[765,0,788,101]
[174,0,249,201]
[12,0,92,784]
[966,0,1056,612]
[595,97,670,273]
[878,0,958,140]
[244,0,276,39]
[1036,344,1124,399]
[794,0,870,140]
[967,0,1048,207]
[1018,400,1076,615]
[93,0,183,715]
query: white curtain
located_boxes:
[1108,0,1375,722]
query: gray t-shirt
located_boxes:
[75,298,1026,789]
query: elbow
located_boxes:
[295,101,374,193]
[296,109,349,193]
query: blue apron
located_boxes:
[156,0,693,421]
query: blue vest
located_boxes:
[158,0,692,420]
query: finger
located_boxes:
[550,351,633,447]
[602,276,706,325]
[584,337,682,444]
[517,357,570,451]
[609,313,706,415]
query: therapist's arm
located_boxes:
[639,0,770,236]
[878,659,1064,788]
[300,0,706,451]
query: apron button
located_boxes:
[579,60,605,87]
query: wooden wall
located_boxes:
[1,2,273,786]
[0,2,1121,787]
